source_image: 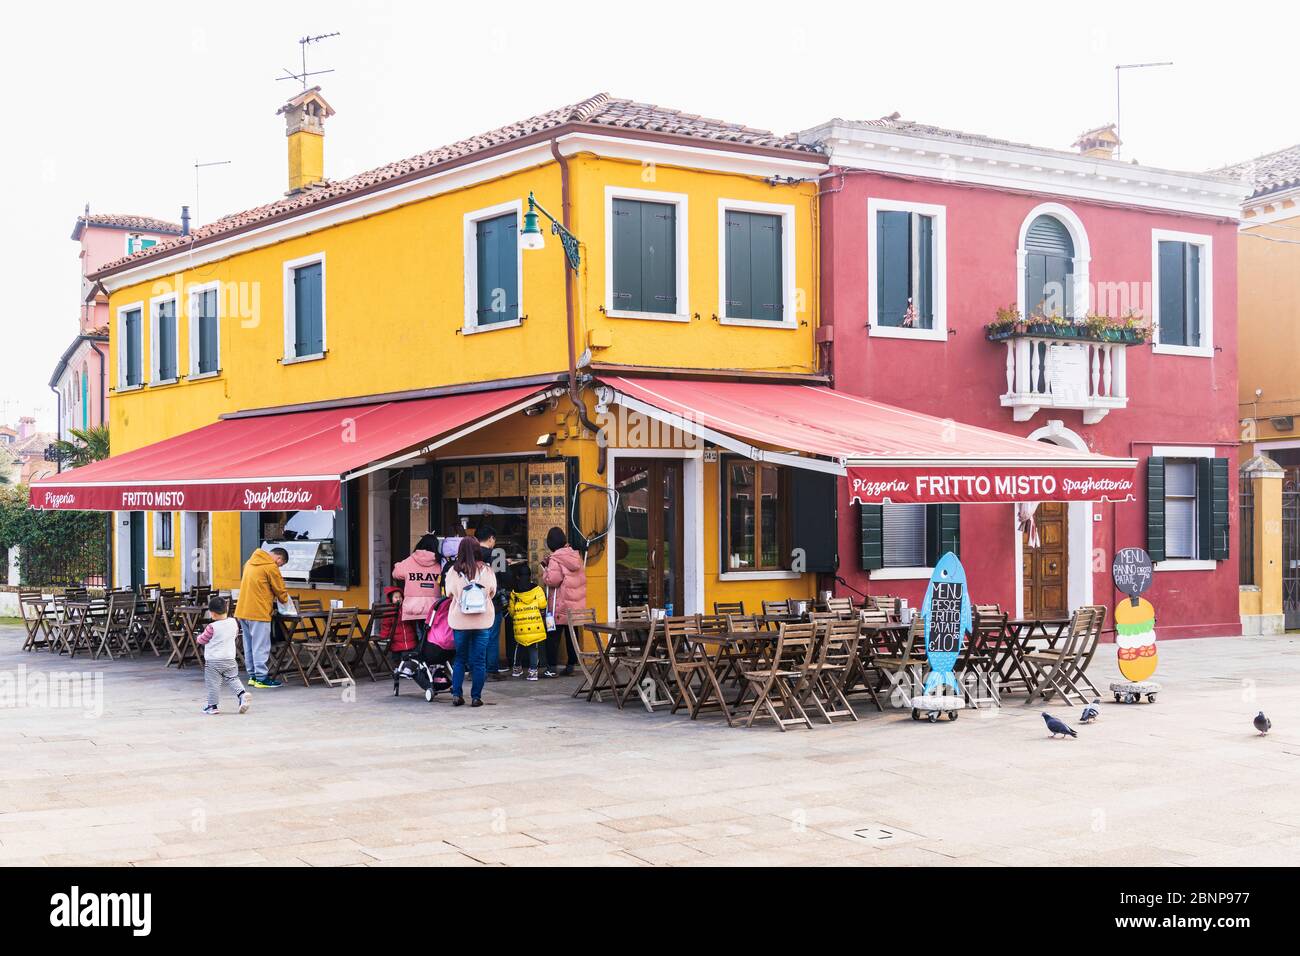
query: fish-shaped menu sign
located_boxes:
[921,552,971,695]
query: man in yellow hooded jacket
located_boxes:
[235,547,290,688]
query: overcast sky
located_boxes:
[3,0,1294,432]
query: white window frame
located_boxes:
[126,233,158,255]
[462,199,524,335]
[1152,444,1216,571]
[282,252,327,364]
[1151,229,1213,358]
[115,301,145,391]
[148,292,180,385]
[153,511,174,557]
[1016,202,1091,323]
[872,502,932,579]
[604,185,690,323]
[717,198,798,330]
[868,197,948,342]
[188,280,223,380]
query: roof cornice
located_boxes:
[805,120,1249,220]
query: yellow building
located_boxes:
[52,90,832,621]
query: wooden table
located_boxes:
[272,610,331,684]
[994,617,1070,694]
[167,605,208,668]
[586,620,653,702]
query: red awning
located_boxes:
[600,377,1136,504]
[31,386,551,512]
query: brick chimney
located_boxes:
[276,86,335,195]
[17,416,34,440]
[1072,124,1121,161]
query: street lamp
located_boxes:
[521,191,581,271]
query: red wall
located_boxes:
[823,172,1240,640]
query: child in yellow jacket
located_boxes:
[508,564,549,681]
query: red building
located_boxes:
[803,117,1250,639]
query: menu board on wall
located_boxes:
[442,467,459,499]
[459,465,479,500]
[527,459,568,580]
[500,462,522,497]
[409,478,429,552]
[479,462,499,498]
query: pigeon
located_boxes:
[1254,712,1271,736]
[1042,713,1077,738]
[1080,700,1101,724]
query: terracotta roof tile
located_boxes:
[95,93,819,277]
[1214,143,1300,199]
[79,213,183,234]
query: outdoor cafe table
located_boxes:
[688,628,782,723]
[271,610,332,684]
[992,617,1071,693]
[585,620,653,700]
[167,604,208,668]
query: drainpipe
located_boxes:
[49,385,62,472]
[548,139,605,474]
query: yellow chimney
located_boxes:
[276,86,335,194]
[1072,124,1121,161]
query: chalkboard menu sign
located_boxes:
[1111,547,1153,605]
[921,552,971,695]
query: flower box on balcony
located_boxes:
[985,326,1147,346]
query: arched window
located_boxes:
[1024,215,1074,318]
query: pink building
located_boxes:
[50,210,182,443]
[804,117,1250,639]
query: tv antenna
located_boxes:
[194,158,232,230]
[277,32,340,90]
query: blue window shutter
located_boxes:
[199,289,219,374]
[611,199,643,312]
[1025,253,1048,316]
[1158,241,1186,347]
[124,309,142,386]
[1044,254,1073,318]
[497,213,518,323]
[475,212,518,325]
[725,210,752,319]
[750,212,783,323]
[1187,243,1201,347]
[476,218,497,323]
[916,215,934,328]
[158,301,176,380]
[641,201,676,314]
[876,211,911,326]
[294,262,323,356]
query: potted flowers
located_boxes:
[987,307,1150,344]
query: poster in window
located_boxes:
[409,478,429,552]
[459,465,479,500]
[527,460,568,580]
[442,467,459,499]
[479,463,499,498]
[500,462,521,497]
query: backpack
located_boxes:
[458,578,489,616]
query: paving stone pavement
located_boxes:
[2,626,1299,867]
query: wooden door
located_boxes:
[1022,502,1068,618]
[614,460,685,614]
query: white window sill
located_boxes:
[148,378,180,389]
[115,384,145,394]
[286,581,348,591]
[281,351,327,365]
[606,308,691,323]
[869,565,934,580]
[719,316,797,330]
[869,324,947,342]
[189,370,222,382]
[1154,558,1216,572]
[153,550,174,558]
[461,319,522,336]
[718,570,802,582]
[1152,343,1212,358]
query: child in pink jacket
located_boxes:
[392,534,443,638]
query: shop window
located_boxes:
[243,482,359,587]
[723,457,789,572]
[437,458,542,574]
[860,503,960,571]
[153,511,173,555]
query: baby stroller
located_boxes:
[392,596,455,702]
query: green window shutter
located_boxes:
[725,210,752,319]
[1158,241,1186,347]
[641,201,676,314]
[199,289,219,374]
[916,214,933,328]
[611,199,643,312]
[790,469,838,573]
[124,309,142,386]
[1187,243,1201,348]
[1025,253,1047,316]
[158,301,176,380]
[293,262,323,356]
[876,210,911,326]
[751,212,783,323]
[475,212,518,325]
[924,504,961,565]
[1198,457,1230,561]
[859,504,884,571]
[1044,255,1073,318]
[1146,457,1166,562]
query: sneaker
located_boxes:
[511,666,524,678]
[238,692,250,715]
[453,696,465,707]
[541,669,558,679]
[471,698,483,707]
[249,676,282,689]
[527,669,539,681]
[497,666,510,674]
[202,705,218,716]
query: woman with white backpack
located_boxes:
[444,537,497,708]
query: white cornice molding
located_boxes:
[1241,185,1300,227]
[805,121,1249,220]
[101,134,825,293]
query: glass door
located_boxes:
[614,459,684,614]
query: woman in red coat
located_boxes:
[541,527,586,676]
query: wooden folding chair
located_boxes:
[663,615,713,718]
[361,601,401,680]
[821,596,856,618]
[292,607,361,687]
[617,605,650,622]
[19,590,52,652]
[713,600,745,617]
[613,619,675,712]
[761,599,791,617]
[1022,608,1094,705]
[871,595,902,619]
[801,618,862,723]
[563,609,610,701]
[958,605,1005,707]
[871,618,927,705]
[736,622,817,731]
[92,591,137,661]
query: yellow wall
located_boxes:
[105,142,821,612]
[1238,207,1300,457]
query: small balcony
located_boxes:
[994,332,1131,424]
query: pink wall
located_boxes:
[823,173,1241,640]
